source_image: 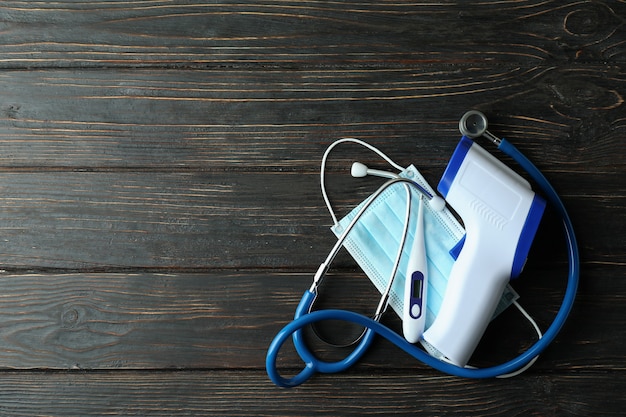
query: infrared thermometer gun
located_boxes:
[403,196,427,343]
[422,137,546,366]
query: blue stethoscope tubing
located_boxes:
[266,137,579,388]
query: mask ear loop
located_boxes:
[320,138,406,224]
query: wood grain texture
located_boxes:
[0,170,621,269]
[0,371,621,417]
[0,66,624,170]
[0,272,283,369]
[0,1,624,68]
[0,0,623,415]
[0,267,619,373]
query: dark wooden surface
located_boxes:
[0,1,624,415]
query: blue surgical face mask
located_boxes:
[330,165,517,329]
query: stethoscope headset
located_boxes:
[266,111,579,387]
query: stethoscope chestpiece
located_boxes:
[459,110,488,138]
[459,110,502,146]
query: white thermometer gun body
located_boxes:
[422,137,546,366]
[403,196,427,343]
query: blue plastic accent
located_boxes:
[449,235,466,260]
[409,271,425,319]
[438,136,473,197]
[511,194,546,279]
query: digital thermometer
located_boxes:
[403,195,427,343]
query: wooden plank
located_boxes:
[0,269,619,371]
[0,370,622,416]
[0,1,624,68]
[0,170,329,269]
[0,170,621,269]
[0,272,282,369]
[0,66,624,170]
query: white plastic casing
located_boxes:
[402,197,427,343]
[422,137,545,366]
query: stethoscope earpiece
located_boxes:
[429,196,446,212]
[350,161,369,177]
[352,161,445,212]
[351,161,399,180]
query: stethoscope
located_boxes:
[266,111,580,388]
